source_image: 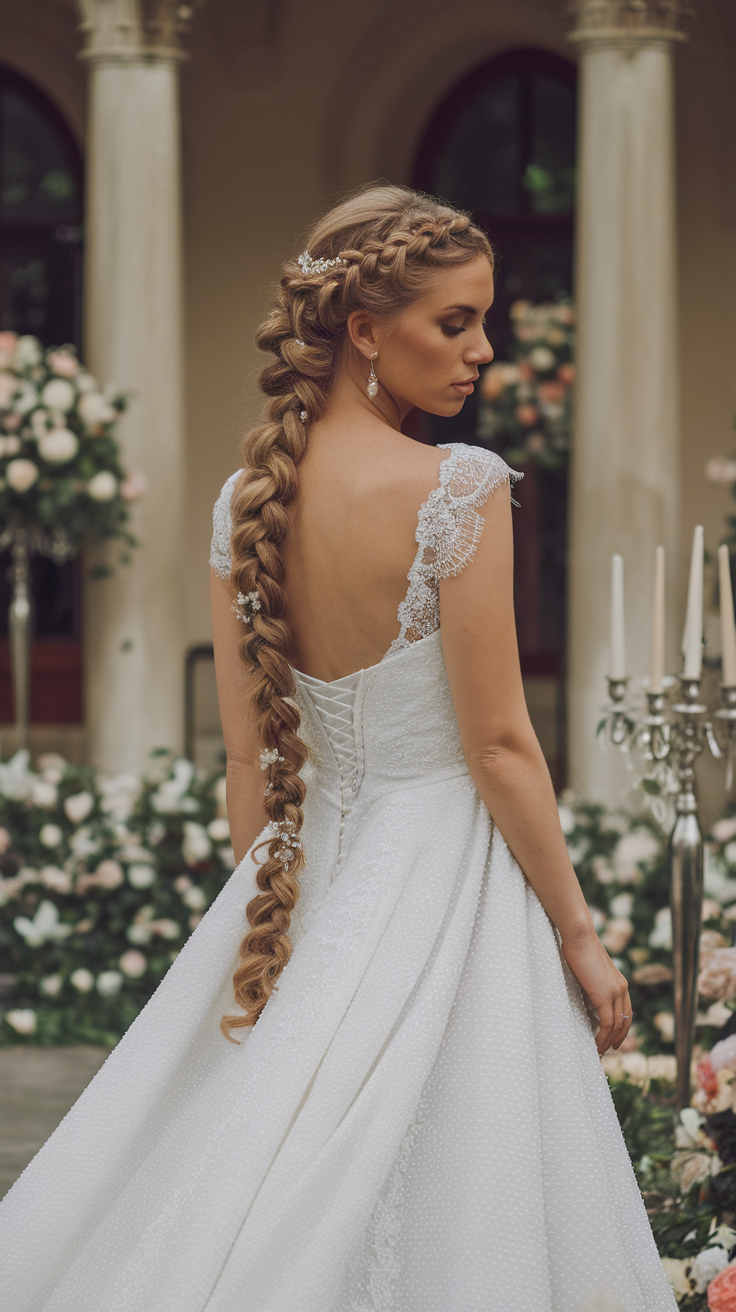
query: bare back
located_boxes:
[280,427,446,681]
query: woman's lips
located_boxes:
[451,380,476,395]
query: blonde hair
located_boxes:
[221,184,493,1038]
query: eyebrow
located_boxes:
[440,304,477,315]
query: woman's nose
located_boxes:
[467,333,493,365]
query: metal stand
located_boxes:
[600,672,730,1109]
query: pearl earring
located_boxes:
[367,353,379,400]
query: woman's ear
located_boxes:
[347,310,378,360]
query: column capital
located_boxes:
[75,0,199,64]
[566,1,694,50]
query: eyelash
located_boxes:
[442,319,488,338]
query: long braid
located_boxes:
[221,185,493,1038]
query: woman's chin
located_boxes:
[424,396,468,418]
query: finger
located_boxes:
[612,990,633,1050]
[595,999,616,1054]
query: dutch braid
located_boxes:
[221,185,493,1038]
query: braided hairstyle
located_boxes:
[221,184,493,1038]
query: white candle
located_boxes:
[719,544,736,686]
[649,545,665,694]
[682,525,704,679]
[609,554,626,680]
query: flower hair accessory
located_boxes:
[297,250,347,277]
[231,589,262,624]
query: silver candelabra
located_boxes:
[601,673,736,1109]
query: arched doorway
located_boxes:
[0,67,84,739]
[413,48,577,786]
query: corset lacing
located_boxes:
[296,668,362,841]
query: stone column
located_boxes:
[76,0,190,773]
[566,0,690,801]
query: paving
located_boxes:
[0,1045,109,1200]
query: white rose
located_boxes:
[5,1008,37,1035]
[63,791,94,825]
[70,968,94,993]
[38,428,79,464]
[29,407,48,437]
[31,778,57,807]
[15,335,42,367]
[6,458,39,493]
[96,970,123,997]
[39,974,62,997]
[610,892,634,918]
[77,391,114,429]
[119,948,147,978]
[649,906,672,950]
[40,865,72,894]
[0,435,20,456]
[182,821,212,866]
[39,822,63,849]
[0,372,17,407]
[182,885,207,911]
[87,470,118,501]
[207,817,230,842]
[41,378,76,412]
[75,369,97,394]
[14,382,38,414]
[528,346,556,372]
[690,1246,729,1293]
[127,863,156,889]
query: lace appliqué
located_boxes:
[385,444,522,658]
[209,470,241,579]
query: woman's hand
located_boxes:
[560,928,633,1056]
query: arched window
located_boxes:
[413,50,577,785]
[0,67,84,733]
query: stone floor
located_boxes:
[0,1045,109,1200]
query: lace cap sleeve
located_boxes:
[430,443,523,579]
[209,471,241,579]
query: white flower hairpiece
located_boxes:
[297,250,347,277]
[231,590,262,624]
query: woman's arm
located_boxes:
[210,568,268,865]
[440,480,632,1056]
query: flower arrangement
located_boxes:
[0,332,143,568]
[476,298,575,468]
[0,749,234,1045]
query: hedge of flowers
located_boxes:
[476,297,574,469]
[0,332,142,567]
[0,750,234,1045]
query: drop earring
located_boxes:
[367,353,379,400]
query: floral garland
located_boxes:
[0,332,142,566]
[475,298,574,469]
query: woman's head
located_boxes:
[269,184,495,423]
[222,185,493,1039]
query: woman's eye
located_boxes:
[441,324,465,337]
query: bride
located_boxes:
[0,184,676,1311]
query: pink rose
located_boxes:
[94,859,124,890]
[2,412,21,432]
[516,404,539,426]
[46,349,79,378]
[120,470,148,503]
[707,1259,736,1310]
[537,381,565,404]
[0,332,17,368]
[557,363,575,385]
[698,947,736,1001]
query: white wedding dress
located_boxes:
[0,443,677,1312]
